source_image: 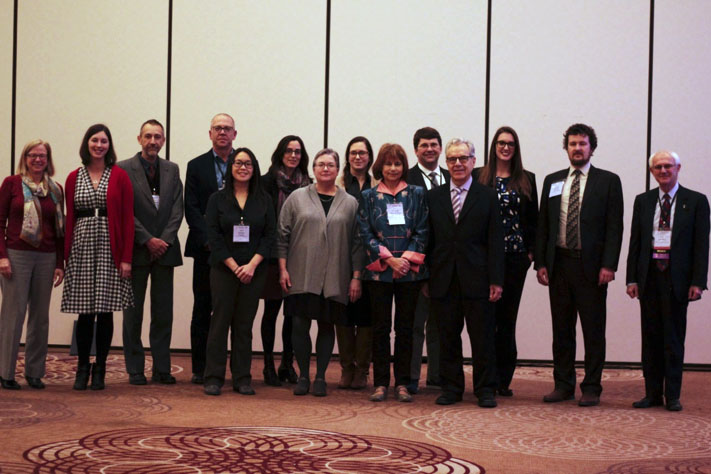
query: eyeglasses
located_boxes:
[445,156,472,164]
[652,163,676,171]
[233,160,253,169]
[27,153,48,160]
[349,150,369,157]
[315,162,337,169]
[496,141,516,149]
[212,126,235,133]
[285,148,301,156]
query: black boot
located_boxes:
[73,363,90,391]
[263,353,281,386]
[90,363,106,391]
[278,352,298,384]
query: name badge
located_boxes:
[387,203,406,225]
[549,181,564,197]
[653,229,671,249]
[152,195,160,209]
[233,224,250,243]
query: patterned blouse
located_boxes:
[496,177,525,253]
[357,181,428,282]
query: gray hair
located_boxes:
[445,138,475,157]
[649,150,681,168]
[313,148,340,169]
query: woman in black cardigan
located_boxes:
[475,126,538,397]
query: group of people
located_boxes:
[0,116,707,413]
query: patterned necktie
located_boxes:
[656,193,672,271]
[429,171,438,187]
[659,193,671,230]
[565,170,581,249]
[451,187,462,223]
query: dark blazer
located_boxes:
[406,165,450,189]
[626,185,710,301]
[535,165,624,283]
[426,179,505,299]
[117,154,183,267]
[472,168,539,253]
[185,150,220,262]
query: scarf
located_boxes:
[275,167,309,214]
[20,174,65,247]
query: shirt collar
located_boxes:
[659,182,679,200]
[417,162,441,178]
[213,149,232,166]
[450,175,472,192]
[568,161,591,177]
[376,180,408,196]
[138,154,159,170]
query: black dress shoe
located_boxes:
[497,388,513,397]
[191,374,204,385]
[435,393,462,406]
[632,397,663,408]
[0,377,21,390]
[129,373,147,385]
[477,395,498,408]
[26,377,45,389]
[543,389,574,403]
[666,399,683,412]
[204,384,221,396]
[234,384,256,395]
[152,373,176,384]
[578,392,600,407]
[293,377,310,396]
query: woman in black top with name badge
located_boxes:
[203,148,276,396]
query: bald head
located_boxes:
[209,113,237,158]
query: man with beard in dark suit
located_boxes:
[184,113,237,384]
[626,150,709,412]
[535,123,623,407]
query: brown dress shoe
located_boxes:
[578,392,600,407]
[543,389,574,403]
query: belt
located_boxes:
[556,246,581,258]
[76,208,107,218]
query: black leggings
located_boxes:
[291,314,334,380]
[260,299,294,356]
[76,313,113,367]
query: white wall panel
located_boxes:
[15,0,169,347]
[489,0,650,364]
[329,0,487,166]
[1,0,12,175]
[652,0,711,364]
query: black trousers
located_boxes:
[549,251,607,395]
[433,277,497,398]
[640,264,688,401]
[204,265,266,387]
[494,252,531,390]
[367,280,420,388]
[190,260,212,376]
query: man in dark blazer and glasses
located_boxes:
[626,150,709,412]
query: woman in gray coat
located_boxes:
[278,148,363,397]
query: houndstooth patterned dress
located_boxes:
[61,167,134,313]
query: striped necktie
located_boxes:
[451,187,462,223]
[565,169,581,249]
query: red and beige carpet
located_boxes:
[1,350,710,473]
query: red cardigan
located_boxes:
[64,166,134,269]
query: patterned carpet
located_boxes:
[1,350,710,473]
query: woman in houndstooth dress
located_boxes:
[62,124,135,391]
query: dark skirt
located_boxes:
[345,284,372,327]
[260,261,283,300]
[285,293,347,326]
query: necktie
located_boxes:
[565,169,581,249]
[656,193,672,271]
[452,187,462,223]
[429,171,438,188]
[147,163,156,181]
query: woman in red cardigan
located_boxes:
[0,139,65,390]
[61,124,134,391]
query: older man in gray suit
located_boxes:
[118,119,184,385]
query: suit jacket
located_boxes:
[184,150,220,262]
[535,165,623,283]
[406,165,450,189]
[626,185,710,301]
[472,167,539,253]
[117,153,184,267]
[426,179,505,299]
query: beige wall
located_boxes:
[2,0,710,363]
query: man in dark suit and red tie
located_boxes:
[535,123,624,407]
[184,113,237,384]
[426,138,504,408]
[626,150,709,412]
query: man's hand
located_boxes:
[489,285,503,302]
[626,283,638,299]
[146,238,169,260]
[598,267,615,286]
[689,285,704,301]
[536,267,549,286]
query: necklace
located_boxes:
[318,193,335,202]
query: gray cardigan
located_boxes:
[277,185,363,305]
